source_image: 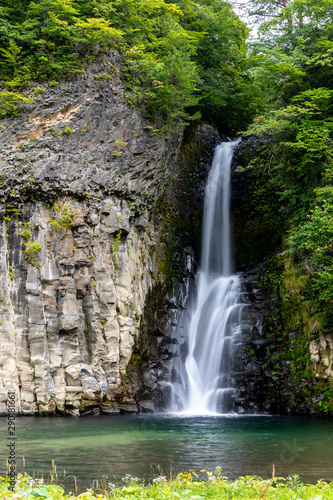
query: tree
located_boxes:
[243,0,333,322]
[180,0,257,133]
[0,0,253,131]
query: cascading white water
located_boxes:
[171,140,243,414]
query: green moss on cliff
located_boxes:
[258,253,333,415]
[232,142,289,269]
[154,122,220,282]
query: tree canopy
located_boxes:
[242,0,333,313]
[0,0,255,132]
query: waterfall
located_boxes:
[170,140,243,414]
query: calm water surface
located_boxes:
[1,415,333,492]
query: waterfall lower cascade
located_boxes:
[171,140,244,414]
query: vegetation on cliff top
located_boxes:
[0,0,254,132]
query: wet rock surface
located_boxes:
[232,263,333,416]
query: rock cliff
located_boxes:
[0,52,182,415]
[3,59,331,417]
[229,140,333,416]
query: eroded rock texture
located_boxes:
[1,199,165,415]
[0,52,181,415]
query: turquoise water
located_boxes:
[1,415,333,492]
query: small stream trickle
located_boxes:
[170,140,244,414]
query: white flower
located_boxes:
[153,476,167,483]
[122,474,139,483]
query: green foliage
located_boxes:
[1,474,65,499]
[8,265,14,281]
[0,91,34,118]
[2,471,333,499]
[112,230,122,277]
[0,40,31,88]
[317,386,333,413]
[16,222,32,240]
[242,10,333,398]
[115,0,202,129]
[244,0,333,110]
[0,0,253,131]
[50,201,76,232]
[113,140,127,156]
[63,125,73,134]
[124,46,200,129]
[24,241,42,264]
[247,47,306,109]
[243,0,333,325]
[179,0,257,133]
[288,186,333,306]
[74,17,123,47]
[0,0,123,86]
[244,88,333,211]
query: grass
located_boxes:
[1,467,333,499]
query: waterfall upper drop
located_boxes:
[170,140,243,414]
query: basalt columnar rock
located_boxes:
[0,51,187,415]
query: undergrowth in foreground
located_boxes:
[1,468,333,499]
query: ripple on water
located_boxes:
[0,415,332,492]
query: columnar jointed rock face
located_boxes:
[0,198,164,415]
[1,198,163,414]
[0,52,182,415]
